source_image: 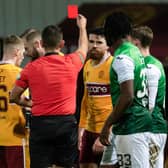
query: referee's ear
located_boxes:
[58,40,65,50]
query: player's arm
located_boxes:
[105,55,134,124]
[146,64,160,112]
[78,89,87,150]
[79,88,88,127]
[100,55,134,146]
[78,67,88,150]
[75,14,88,63]
[78,93,87,150]
[10,64,32,107]
[100,80,134,146]
[10,86,32,107]
[79,64,89,127]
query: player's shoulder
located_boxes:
[83,59,90,71]
[114,54,134,64]
[108,55,113,62]
[147,55,161,63]
[84,59,91,66]
[112,54,134,74]
[7,64,22,72]
[146,55,163,68]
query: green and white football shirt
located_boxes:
[110,42,152,135]
[145,55,167,133]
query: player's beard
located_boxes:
[31,47,41,61]
[88,49,104,60]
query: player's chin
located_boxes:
[90,55,101,60]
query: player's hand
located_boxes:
[77,14,87,29]
[20,96,33,107]
[78,128,84,150]
[99,125,111,146]
[92,137,104,154]
[13,123,27,138]
[13,117,27,138]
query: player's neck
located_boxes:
[140,47,150,57]
[1,58,16,65]
[92,51,110,66]
[113,38,128,50]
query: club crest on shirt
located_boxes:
[0,76,5,82]
[116,56,123,60]
[98,70,104,79]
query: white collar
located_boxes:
[0,60,15,65]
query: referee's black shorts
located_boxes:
[29,114,78,168]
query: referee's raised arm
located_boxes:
[75,14,88,63]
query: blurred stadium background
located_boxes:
[0,0,168,63]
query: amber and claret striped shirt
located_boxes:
[0,63,28,146]
[79,56,113,133]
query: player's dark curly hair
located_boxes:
[87,27,104,36]
[104,12,132,46]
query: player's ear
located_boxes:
[34,40,41,49]
[106,46,109,50]
[14,48,20,57]
[40,40,45,48]
[131,37,140,47]
[58,40,65,49]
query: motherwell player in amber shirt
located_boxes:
[79,27,113,167]
[0,35,29,168]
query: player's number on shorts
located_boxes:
[117,154,131,167]
[0,85,8,112]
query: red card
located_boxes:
[67,5,78,19]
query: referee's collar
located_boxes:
[44,52,64,56]
[44,52,59,56]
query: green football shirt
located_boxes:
[145,55,167,133]
[110,42,152,135]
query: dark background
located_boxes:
[60,3,168,64]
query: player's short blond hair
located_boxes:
[131,26,153,48]
[3,35,24,53]
[26,30,41,43]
